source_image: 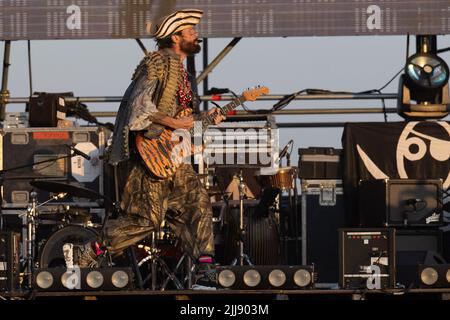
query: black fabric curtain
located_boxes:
[342,121,450,226]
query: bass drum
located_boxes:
[39,225,98,268]
[218,201,281,265]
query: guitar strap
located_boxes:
[141,48,183,138]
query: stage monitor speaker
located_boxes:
[396,229,445,287]
[359,179,443,227]
[339,228,396,290]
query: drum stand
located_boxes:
[231,170,253,266]
[137,231,190,290]
[21,192,66,288]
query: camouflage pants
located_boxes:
[104,163,214,259]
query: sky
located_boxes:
[2,34,450,167]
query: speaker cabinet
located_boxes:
[359,179,443,227]
[396,229,445,287]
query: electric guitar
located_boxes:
[136,86,269,179]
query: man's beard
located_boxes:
[180,39,201,55]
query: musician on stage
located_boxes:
[78,9,225,288]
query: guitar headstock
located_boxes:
[242,86,269,101]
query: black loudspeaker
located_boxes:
[396,229,445,287]
[0,232,21,292]
[28,92,70,127]
[359,179,443,227]
[339,228,396,289]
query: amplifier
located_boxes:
[359,179,443,227]
[0,232,21,292]
[339,228,396,289]
[0,127,108,208]
[202,115,278,167]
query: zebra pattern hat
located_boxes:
[148,9,203,39]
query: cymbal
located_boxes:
[30,180,107,201]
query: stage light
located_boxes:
[420,267,438,286]
[293,268,312,287]
[218,269,236,288]
[33,268,133,291]
[268,269,286,287]
[418,264,450,288]
[405,53,449,90]
[86,271,104,289]
[243,269,261,287]
[111,270,130,289]
[217,265,314,290]
[397,35,450,120]
[35,271,54,289]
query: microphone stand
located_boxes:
[231,170,253,266]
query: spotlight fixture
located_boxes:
[418,264,450,288]
[405,53,449,91]
[33,268,133,291]
[398,35,450,120]
[217,265,314,290]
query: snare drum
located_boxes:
[269,167,297,190]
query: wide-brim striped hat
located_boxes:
[148,9,203,39]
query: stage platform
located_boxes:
[3,287,450,300]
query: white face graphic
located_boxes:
[396,122,450,189]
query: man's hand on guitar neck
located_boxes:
[207,108,226,125]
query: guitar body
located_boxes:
[136,108,193,179]
[134,86,269,179]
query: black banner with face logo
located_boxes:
[342,121,450,226]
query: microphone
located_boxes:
[66,144,91,160]
[278,140,294,160]
[206,87,230,95]
[406,198,419,205]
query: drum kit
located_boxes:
[13,180,112,288]
[6,157,299,289]
[206,165,299,266]
[15,179,190,290]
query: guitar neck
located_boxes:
[201,95,245,128]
